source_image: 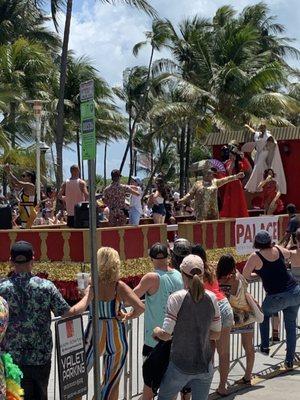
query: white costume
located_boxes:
[244,131,287,194]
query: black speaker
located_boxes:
[0,204,12,229]
[74,202,100,228]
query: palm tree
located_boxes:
[152,6,300,154]
[118,19,172,176]
[140,6,300,195]
[0,1,56,43]
[43,0,157,188]
[0,38,53,147]
[42,54,126,183]
[114,66,151,177]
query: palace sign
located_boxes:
[235,216,279,255]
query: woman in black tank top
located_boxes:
[243,230,300,369]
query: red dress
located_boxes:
[220,161,249,218]
[262,180,284,214]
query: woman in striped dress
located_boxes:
[85,247,144,400]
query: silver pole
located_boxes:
[88,158,101,400]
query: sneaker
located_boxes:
[259,346,270,355]
[284,361,294,370]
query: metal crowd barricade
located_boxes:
[49,277,299,400]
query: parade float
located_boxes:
[0,215,289,302]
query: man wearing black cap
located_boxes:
[170,238,192,270]
[0,241,92,399]
[133,243,183,400]
[103,169,140,226]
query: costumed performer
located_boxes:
[178,163,245,221]
[0,296,23,399]
[4,164,37,228]
[257,169,284,215]
[243,124,286,194]
[220,148,249,218]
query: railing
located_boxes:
[49,278,299,399]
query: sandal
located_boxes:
[236,376,252,385]
[216,389,229,397]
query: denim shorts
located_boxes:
[158,361,214,400]
[129,208,142,225]
[152,204,166,216]
[219,298,234,328]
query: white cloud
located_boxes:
[56,0,299,177]
[66,0,299,88]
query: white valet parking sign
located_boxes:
[235,216,279,255]
[56,315,88,400]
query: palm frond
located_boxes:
[246,92,300,114]
[101,0,158,18]
[133,41,148,56]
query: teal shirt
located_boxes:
[144,269,183,348]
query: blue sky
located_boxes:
[54,0,300,178]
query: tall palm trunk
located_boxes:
[179,126,186,197]
[143,135,173,197]
[50,145,58,185]
[134,148,137,176]
[104,141,108,186]
[55,0,73,188]
[10,102,17,148]
[120,47,155,174]
[119,114,132,173]
[184,123,191,193]
[2,174,7,197]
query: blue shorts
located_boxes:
[219,298,234,328]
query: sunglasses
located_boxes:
[22,174,28,178]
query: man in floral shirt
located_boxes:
[0,241,92,400]
[103,169,140,226]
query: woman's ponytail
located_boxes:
[190,273,205,303]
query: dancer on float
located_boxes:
[226,141,253,186]
[4,164,37,228]
[257,169,284,215]
[148,177,168,224]
[220,147,249,218]
[244,123,286,194]
[178,164,245,221]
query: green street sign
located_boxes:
[80,81,96,160]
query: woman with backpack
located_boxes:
[152,254,221,400]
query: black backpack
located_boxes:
[0,204,12,229]
[142,340,172,395]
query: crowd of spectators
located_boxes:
[1,231,299,399]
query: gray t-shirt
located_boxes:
[162,289,221,374]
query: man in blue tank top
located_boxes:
[134,242,183,400]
